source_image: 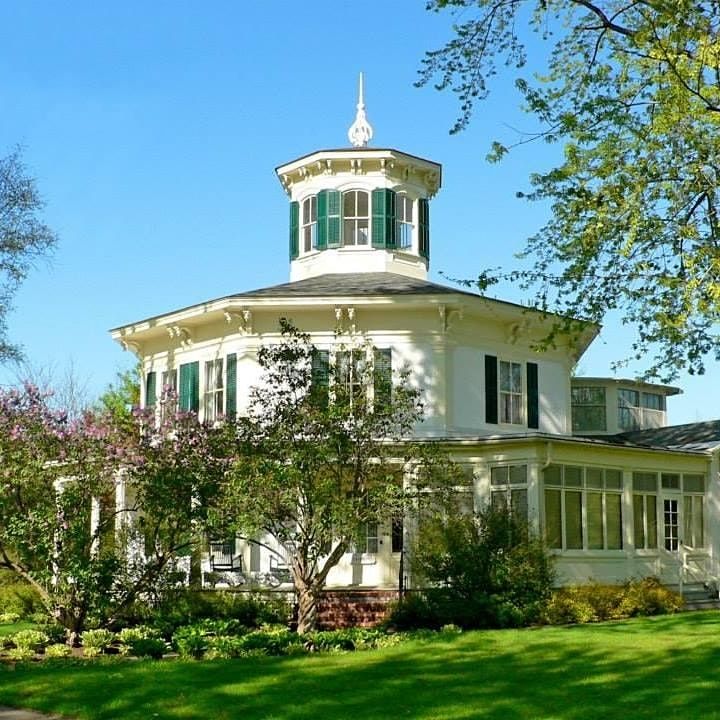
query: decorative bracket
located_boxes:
[438,304,463,333]
[224,309,253,335]
[506,319,530,344]
[334,305,357,334]
[120,340,141,355]
[167,325,193,348]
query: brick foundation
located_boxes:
[317,589,399,629]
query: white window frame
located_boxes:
[545,465,623,551]
[302,195,317,253]
[342,190,369,246]
[203,359,224,423]
[395,194,413,250]
[499,359,524,425]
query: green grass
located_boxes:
[0,620,36,637]
[1,612,720,719]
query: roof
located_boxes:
[613,420,720,452]
[571,376,682,396]
[235,272,469,299]
[111,272,553,332]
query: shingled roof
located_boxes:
[233,272,469,299]
[609,420,720,452]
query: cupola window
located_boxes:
[302,196,317,252]
[396,194,413,250]
[342,190,369,246]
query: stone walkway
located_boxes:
[0,708,68,719]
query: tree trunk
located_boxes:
[296,581,320,634]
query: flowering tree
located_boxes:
[215,321,453,634]
[0,383,224,644]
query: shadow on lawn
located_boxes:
[2,613,720,720]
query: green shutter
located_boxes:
[179,361,200,413]
[145,371,157,409]
[316,190,340,249]
[372,189,396,249]
[485,355,498,424]
[289,201,299,260]
[527,362,539,429]
[418,198,430,261]
[327,190,341,247]
[310,349,329,409]
[373,348,392,411]
[317,191,328,250]
[226,353,237,418]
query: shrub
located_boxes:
[542,578,683,625]
[36,622,67,645]
[409,503,555,629]
[81,628,115,656]
[173,626,209,659]
[0,612,20,624]
[117,625,161,645]
[542,590,595,625]
[139,589,290,637]
[206,635,245,660]
[126,637,167,659]
[620,577,683,616]
[12,629,49,651]
[4,647,35,661]
[44,643,72,658]
[386,593,443,631]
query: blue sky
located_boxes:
[0,0,717,424]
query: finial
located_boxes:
[348,72,373,148]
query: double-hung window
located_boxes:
[618,389,641,431]
[342,190,369,246]
[335,349,366,409]
[544,465,623,550]
[302,195,317,253]
[683,474,705,548]
[204,359,224,423]
[357,521,379,554]
[499,360,523,425]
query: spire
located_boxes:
[347,72,373,148]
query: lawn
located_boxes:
[0,621,36,638]
[1,612,719,720]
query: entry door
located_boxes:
[663,498,679,551]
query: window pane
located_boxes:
[509,464,527,484]
[587,492,604,549]
[586,467,603,489]
[647,495,657,549]
[357,191,368,216]
[544,465,562,487]
[511,489,528,520]
[605,469,622,490]
[492,491,508,511]
[633,495,645,549]
[661,473,680,490]
[642,392,664,410]
[545,489,562,549]
[683,474,705,493]
[343,191,355,215]
[564,466,583,488]
[499,361,510,391]
[490,466,509,485]
[511,363,522,391]
[565,491,583,549]
[633,472,657,492]
[606,494,622,549]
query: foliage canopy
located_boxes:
[420,1,720,379]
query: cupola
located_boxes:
[276,74,442,282]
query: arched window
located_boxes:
[395,194,413,249]
[302,195,317,253]
[342,190,369,246]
